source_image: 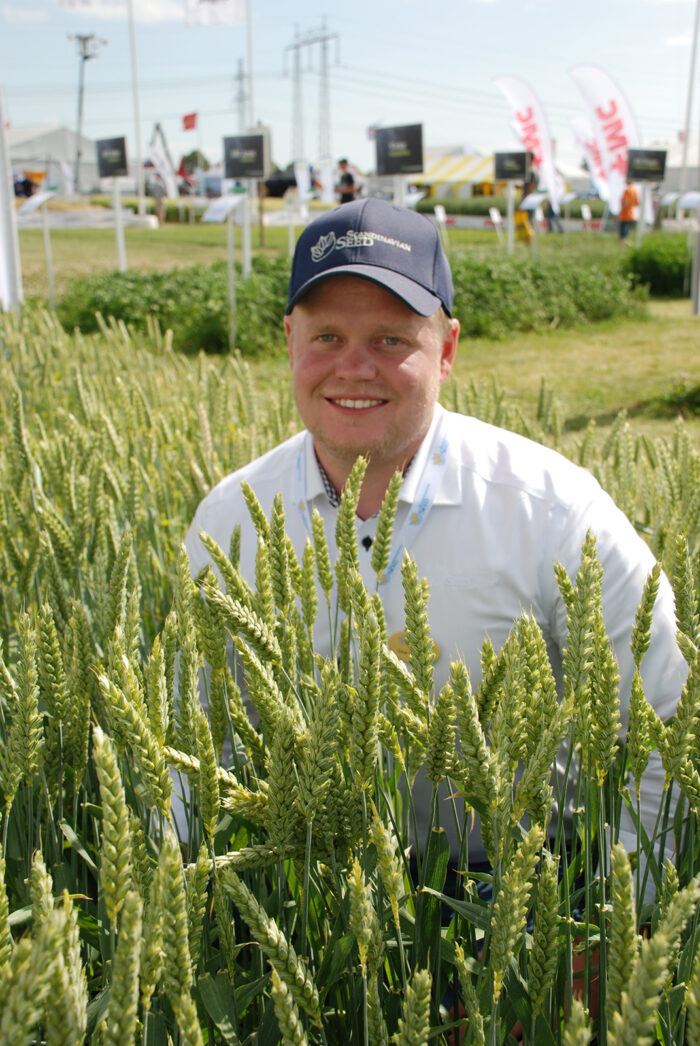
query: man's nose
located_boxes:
[335,341,377,379]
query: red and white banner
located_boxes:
[182,112,198,131]
[185,0,245,24]
[494,74,563,213]
[569,65,640,215]
[570,114,609,203]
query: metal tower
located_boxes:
[285,21,338,163]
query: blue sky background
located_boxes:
[1,0,698,175]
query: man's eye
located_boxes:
[317,333,337,343]
[382,336,402,347]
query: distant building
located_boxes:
[7,126,99,195]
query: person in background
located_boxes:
[149,173,167,224]
[618,179,638,240]
[185,197,685,880]
[335,158,357,204]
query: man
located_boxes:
[185,197,684,868]
[335,158,357,204]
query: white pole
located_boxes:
[635,183,648,247]
[113,179,127,272]
[506,181,515,254]
[678,0,700,207]
[692,202,700,316]
[242,182,252,278]
[41,202,56,311]
[227,207,237,350]
[0,84,23,311]
[393,175,406,207]
[126,0,146,216]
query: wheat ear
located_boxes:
[394,967,432,1046]
[270,966,310,1046]
[101,889,143,1046]
[528,850,560,1016]
[221,868,321,1025]
[606,842,639,1024]
[490,825,543,1002]
[92,725,133,924]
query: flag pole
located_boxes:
[246,0,254,127]
[126,0,145,215]
[0,83,23,312]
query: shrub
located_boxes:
[57,254,291,356]
[450,254,645,337]
[622,233,693,297]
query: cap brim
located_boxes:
[286,264,445,317]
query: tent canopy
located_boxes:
[412,147,495,196]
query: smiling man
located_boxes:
[185,198,685,871]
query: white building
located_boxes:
[7,125,99,195]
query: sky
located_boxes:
[1,0,699,179]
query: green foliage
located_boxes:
[622,233,693,297]
[450,253,646,338]
[56,253,291,355]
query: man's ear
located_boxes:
[284,314,293,366]
[440,318,460,381]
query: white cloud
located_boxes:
[3,5,50,21]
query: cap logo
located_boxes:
[309,227,412,264]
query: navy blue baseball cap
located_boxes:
[286,198,454,317]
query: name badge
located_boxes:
[388,630,441,664]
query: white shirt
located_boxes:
[185,405,685,866]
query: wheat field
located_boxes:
[0,303,699,1045]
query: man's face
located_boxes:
[284,276,459,477]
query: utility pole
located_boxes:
[284,21,338,163]
[234,58,248,132]
[68,32,106,195]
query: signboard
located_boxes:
[96,137,128,179]
[375,124,423,176]
[223,133,268,180]
[494,151,531,181]
[201,193,246,223]
[626,148,667,183]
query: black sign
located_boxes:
[626,149,667,183]
[494,151,531,181]
[375,124,423,176]
[96,137,128,178]
[223,134,267,180]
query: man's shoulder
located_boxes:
[193,429,306,517]
[442,409,600,504]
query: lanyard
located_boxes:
[294,411,449,588]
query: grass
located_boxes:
[16,217,700,447]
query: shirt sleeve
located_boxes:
[550,476,686,887]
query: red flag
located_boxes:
[183,112,198,132]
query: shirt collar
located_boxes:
[302,403,463,509]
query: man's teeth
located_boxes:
[334,398,382,409]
